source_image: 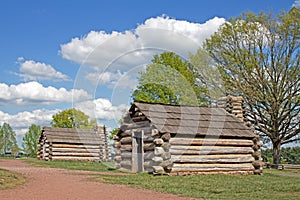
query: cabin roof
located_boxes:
[131,101,255,138]
[41,126,103,144]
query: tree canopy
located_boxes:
[132,52,208,106]
[51,108,97,129]
[205,7,300,164]
[22,124,41,157]
[0,123,18,155]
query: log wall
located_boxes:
[38,126,109,162]
[168,135,256,175]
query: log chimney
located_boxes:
[217,96,246,122]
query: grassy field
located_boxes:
[94,169,300,200]
[19,159,300,199]
[24,158,117,172]
[0,168,26,190]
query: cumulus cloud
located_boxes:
[18,59,70,81]
[75,98,128,121]
[293,0,300,7]
[61,16,225,88]
[0,98,128,135]
[0,109,59,135]
[0,81,91,106]
[85,70,137,89]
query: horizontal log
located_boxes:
[170,138,253,146]
[120,136,154,144]
[114,156,122,162]
[120,121,151,130]
[51,156,100,161]
[47,138,103,145]
[144,143,155,151]
[51,143,100,149]
[161,133,171,141]
[118,127,152,137]
[120,151,154,160]
[252,151,261,159]
[51,147,100,153]
[114,148,121,155]
[252,145,260,151]
[120,160,132,168]
[131,116,149,122]
[170,146,254,155]
[120,137,132,144]
[162,152,171,160]
[46,134,103,140]
[152,157,163,163]
[51,152,100,157]
[153,166,165,173]
[252,160,263,168]
[171,163,254,172]
[172,154,254,163]
[154,138,164,145]
[114,142,121,148]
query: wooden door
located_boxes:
[132,131,144,173]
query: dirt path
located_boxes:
[0,159,196,200]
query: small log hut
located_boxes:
[114,98,263,175]
[38,126,110,162]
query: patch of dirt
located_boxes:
[0,159,197,200]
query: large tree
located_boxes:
[205,7,300,165]
[51,108,97,129]
[22,124,41,157]
[0,123,18,155]
[132,52,208,106]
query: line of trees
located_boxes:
[262,147,300,164]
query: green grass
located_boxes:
[23,159,300,200]
[0,168,26,190]
[93,169,300,200]
[24,158,119,172]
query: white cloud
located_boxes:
[0,109,59,135]
[85,70,137,89]
[18,59,70,81]
[0,81,91,106]
[75,98,128,121]
[293,0,300,7]
[61,16,225,88]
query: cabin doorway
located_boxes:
[132,131,144,173]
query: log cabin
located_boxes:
[114,99,263,175]
[38,126,110,162]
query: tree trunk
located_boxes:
[272,142,281,165]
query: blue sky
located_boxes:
[0,0,298,144]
